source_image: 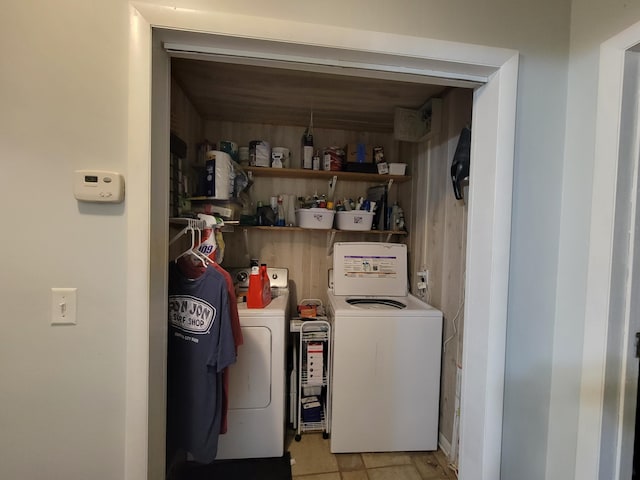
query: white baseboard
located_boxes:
[439,432,451,457]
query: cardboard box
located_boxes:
[249,140,271,167]
[346,143,373,163]
[306,342,324,385]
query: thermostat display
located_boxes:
[74,170,124,203]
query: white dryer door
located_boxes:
[227,326,272,409]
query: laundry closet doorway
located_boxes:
[128,5,518,479]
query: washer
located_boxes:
[215,267,289,460]
[328,242,443,453]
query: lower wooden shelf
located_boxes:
[236,225,407,235]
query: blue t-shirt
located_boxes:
[167,262,237,464]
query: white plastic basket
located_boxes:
[295,208,335,229]
[335,210,374,231]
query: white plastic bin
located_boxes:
[388,163,407,175]
[295,208,335,229]
[335,210,374,231]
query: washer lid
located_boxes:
[333,242,408,296]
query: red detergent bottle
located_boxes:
[247,259,263,308]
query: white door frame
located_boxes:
[126,4,519,479]
[575,20,640,480]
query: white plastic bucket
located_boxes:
[335,210,374,231]
[295,208,335,229]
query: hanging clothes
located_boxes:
[175,256,244,433]
[166,261,236,464]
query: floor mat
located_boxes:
[171,452,293,480]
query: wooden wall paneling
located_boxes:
[221,229,331,311]
[426,121,452,446]
[426,138,446,310]
[170,78,203,169]
[405,140,428,295]
[434,89,472,449]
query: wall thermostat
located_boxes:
[73,170,124,203]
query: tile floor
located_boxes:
[286,431,457,480]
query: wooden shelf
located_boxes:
[236,225,407,235]
[244,166,411,183]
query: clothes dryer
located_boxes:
[215,268,289,459]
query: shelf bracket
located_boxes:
[326,230,337,256]
[328,175,338,202]
[242,228,251,261]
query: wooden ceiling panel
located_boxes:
[171,58,447,132]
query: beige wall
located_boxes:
[0,1,131,479]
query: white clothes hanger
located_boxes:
[169,218,205,246]
[174,220,208,267]
[191,223,212,265]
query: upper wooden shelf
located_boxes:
[244,166,411,183]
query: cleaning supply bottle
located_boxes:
[260,263,272,306]
[301,111,314,169]
[196,213,219,261]
[276,195,285,226]
[390,202,399,231]
[247,259,263,308]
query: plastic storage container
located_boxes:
[335,210,374,231]
[295,208,335,229]
[204,150,234,199]
[388,163,407,175]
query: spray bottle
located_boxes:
[301,111,314,169]
[196,213,220,262]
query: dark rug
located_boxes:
[171,452,292,480]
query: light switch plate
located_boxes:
[51,288,77,325]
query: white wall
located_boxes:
[0,1,130,478]
[5,0,628,478]
[547,3,640,479]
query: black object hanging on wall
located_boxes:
[450,126,471,200]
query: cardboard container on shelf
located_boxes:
[345,143,373,163]
[322,147,345,171]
